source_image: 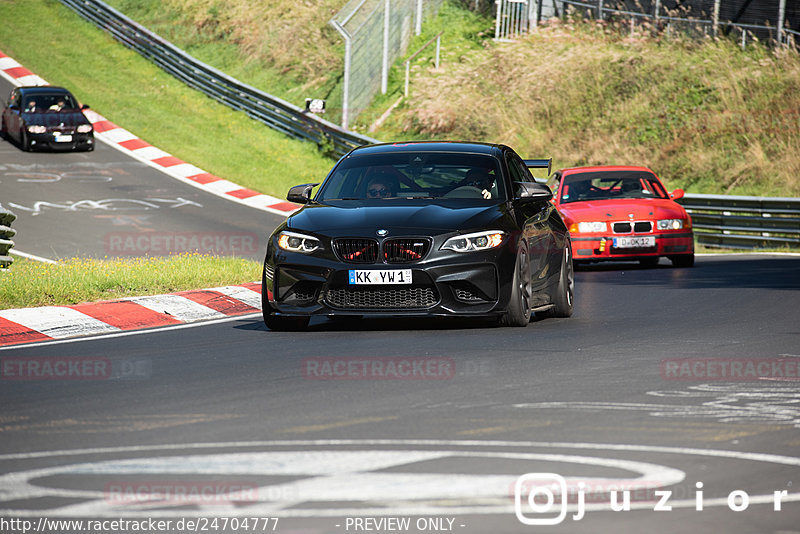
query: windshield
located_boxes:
[23,92,79,113]
[560,170,668,204]
[316,152,505,201]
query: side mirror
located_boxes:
[515,181,553,202]
[669,188,685,201]
[287,183,319,204]
[81,104,90,110]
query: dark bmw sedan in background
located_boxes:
[262,141,574,330]
[1,85,94,151]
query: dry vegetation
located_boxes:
[392,19,800,195]
[161,0,344,82]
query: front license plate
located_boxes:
[613,236,656,248]
[349,269,412,285]
[54,134,72,143]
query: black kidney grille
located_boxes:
[383,238,431,263]
[634,221,653,233]
[325,287,438,310]
[612,222,632,233]
[333,239,379,263]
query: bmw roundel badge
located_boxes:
[377,229,389,237]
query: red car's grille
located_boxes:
[612,221,653,234]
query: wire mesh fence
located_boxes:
[554,0,797,45]
[330,0,444,129]
[494,1,798,46]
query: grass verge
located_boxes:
[0,0,333,198]
[0,255,261,310]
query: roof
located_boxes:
[349,141,502,157]
[560,165,656,175]
[17,85,72,95]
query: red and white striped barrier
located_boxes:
[0,283,262,347]
[0,49,299,217]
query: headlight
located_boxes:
[441,230,505,253]
[575,221,608,233]
[276,231,320,253]
[27,125,47,134]
[657,219,684,230]
[77,124,93,133]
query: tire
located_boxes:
[20,129,31,151]
[543,240,574,318]
[0,117,7,140]
[500,244,532,327]
[639,256,660,267]
[670,253,695,268]
[261,265,309,331]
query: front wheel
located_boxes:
[261,266,309,331]
[20,129,31,151]
[543,240,574,318]
[500,245,532,327]
[670,253,695,268]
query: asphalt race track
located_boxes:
[1,254,798,533]
[0,76,285,261]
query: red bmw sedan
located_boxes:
[546,165,694,267]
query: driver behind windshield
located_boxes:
[365,172,397,199]
[463,168,495,199]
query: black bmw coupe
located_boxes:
[262,142,573,330]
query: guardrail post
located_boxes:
[777,0,786,45]
[0,207,17,271]
[597,0,603,21]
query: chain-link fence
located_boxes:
[330,0,444,129]
[533,0,798,45]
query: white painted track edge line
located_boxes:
[8,249,58,264]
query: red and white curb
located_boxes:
[0,283,262,347]
[0,49,299,217]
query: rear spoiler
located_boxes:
[523,158,552,183]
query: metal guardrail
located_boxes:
[58,0,378,158]
[0,207,17,270]
[679,194,800,249]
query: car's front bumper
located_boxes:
[264,243,518,318]
[571,231,694,261]
[28,132,94,151]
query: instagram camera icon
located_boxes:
[514,473,568,525]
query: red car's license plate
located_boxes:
[613,236,655,248]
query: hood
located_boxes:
[288,200,506,236]
[22,111,91,127]
[558,198,687,223]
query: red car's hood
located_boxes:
[557,198,687,223]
